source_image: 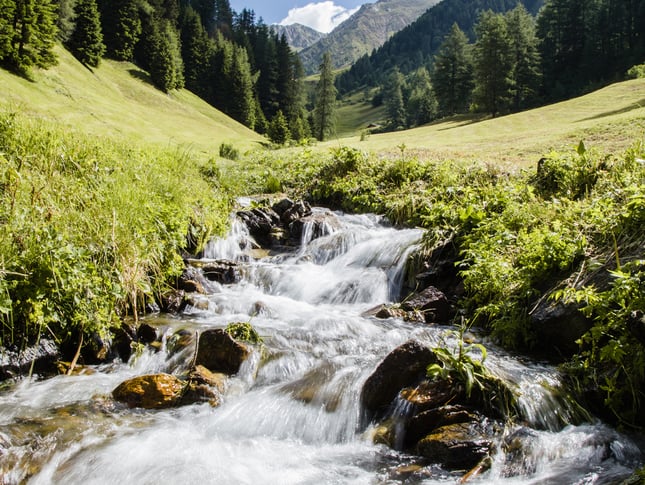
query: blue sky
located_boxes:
[229,1,370,33]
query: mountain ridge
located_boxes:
[271,23,326,52]
[299,0,442,74]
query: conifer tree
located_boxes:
[432,23,473,116]
[313,52,337,141]
[148,20,184,92]
[472,11,514,117]
[384,67,407,129]
[67,0,105,68]
[99,0,141,61]
[55,0,77,42]
[267,110,290,145]
[228,44,256,128]
[0,0,58,74]
[406,67,437,126]
[505,4,541,110]
[180,7,211,98]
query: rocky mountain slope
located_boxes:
[271,23,327,52]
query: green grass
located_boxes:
[327,79,645,167]
[0,45,264,157]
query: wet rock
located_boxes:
[280,200,312,226]
[158,289,188,314]
[362,304,425,323]
[530,300,592,359]
[361,340,438,423]
[113,323,136,362]
[416,421,495,470]
[137,323,158,344]
[408,239,463,299]
[288,212,340,245]
[112,373,186,409]
[280,362,343,412]
[401,286,451,324]
[271,198,295,217]
[237,207,281,247]
[0,339,60,380]
[403,404,477,449]
[202,260,240,284]
[400,379,466,413]
[194,329,250,375]
[188,365,227,394]
[177,266,207,294]
[167,329,195,356]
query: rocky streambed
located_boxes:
[0,200,642,483]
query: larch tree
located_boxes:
[472,10,514,117]
[432,23,473,116]
[67,0,105,68]
[313,52,337,141]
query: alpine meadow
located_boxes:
[0,0,644,483]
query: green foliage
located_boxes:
[626,64,645,79]
[225,321,263,344]
[313,52,337,141]
[66,0,105,68]
[267,110,291,146]
[0,0,58,75]
[99,0,142,61]
[556,260,645,428]
[0,110,230,350]
[218,142,239,161]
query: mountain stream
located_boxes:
[0,208,642,484]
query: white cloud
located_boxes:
[279,1,360,33]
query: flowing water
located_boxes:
[0,209,642,484]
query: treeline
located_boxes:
[0,0,310,138]
[338,0,645,129]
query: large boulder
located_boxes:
[113,373,186,409]
[401,286,451,324]
[360,341,438,423]
[288,212,340,245]
[194,329,251,375]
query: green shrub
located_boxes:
[219,143,239,161]
[626,63,645,79]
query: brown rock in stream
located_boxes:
[113,373,186,409]
[194,329,251,375]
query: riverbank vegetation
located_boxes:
[0,109,230,356]
[225,138,644,428]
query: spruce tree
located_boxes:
[0,0,58,74]
[313,52,337,141]
[229,44,256,128]
[505,4,541,110]
[180,7,211,98]
[268,110,290,145]
[148,20,184,92]
[99,0,141,61]
[384,67,407,129]
[406,67,437,126]
[432,23,473,116]
[472,11,514,117]
[67,0,105,68]
[55,0,77,42]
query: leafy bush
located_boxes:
[219,143,239,161]
[626,63,645,79]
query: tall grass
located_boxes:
[0,110,230,351]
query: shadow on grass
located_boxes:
[435,114,488,131]
[127,68,154,86]
[577,99,645,122]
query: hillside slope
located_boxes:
[0,45,264,156]
[330,78,645,165]
[299,0,441,74]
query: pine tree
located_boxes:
[406,67,437,126]
[148,20,184,92]
[472,11,514,117]
[99,0,141,61]
[228,44,256,128]
[67,0,105,67]
[384,67,407,129]
[432,23,473,116]
[505,5,541,111]
[55,0,77,42]
[313,52,337,141]
[0,0,58,74]
[267,110,290,145]
[180,7,211,98]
